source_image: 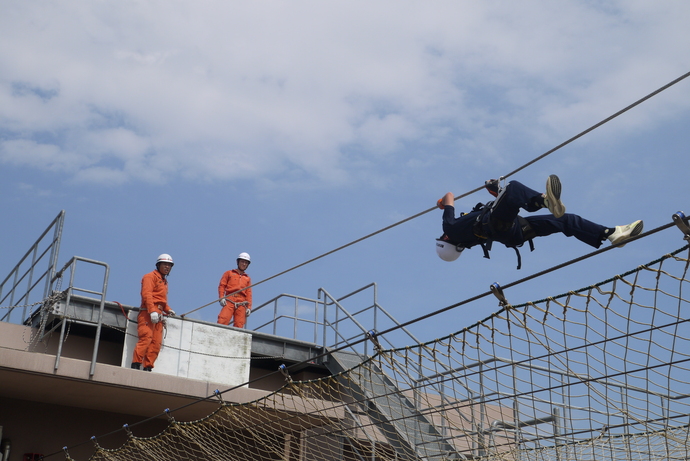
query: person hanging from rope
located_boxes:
[217,252,252,328]
[131,254,176,371]
[436,175,643,268]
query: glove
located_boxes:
[219,298,227,307]
[167,309,176,316]
[150,311,161,324]
[485,179,499,197]
[437,198,445,210]
[245,307,251,317]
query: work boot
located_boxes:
[543,175,565,218]
[608,220,644,247]
[143,366,153,372]
[131,362,141,370]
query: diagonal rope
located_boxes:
[180,70,690,318]
[48,218,690,460]
[50,227,690,460]
[500,70,690,180]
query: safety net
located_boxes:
[79,244,690,461]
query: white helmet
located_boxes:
[436,239,463,262]
[237,252,251,263]
[156,254,174,266]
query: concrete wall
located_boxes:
[122,313,252,388]
[0,396,168,461]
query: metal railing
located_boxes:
[252,283,421,359]
[0,210,64,323]
[0,211,114,376]
[48,256,110,376]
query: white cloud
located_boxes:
[1,1,689,186]
[71,166,129,185]
[1,139,75,171]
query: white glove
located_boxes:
[245,307,251,317]
[150,311,161,324]
[168,309,176,316]
[219,298,227,307]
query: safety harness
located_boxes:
[470,202,536,270]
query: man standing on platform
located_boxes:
[217,252,252,328]
[131,254,176,371]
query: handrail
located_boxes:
[0,210,64,323]
[50,256,110,376]
[318,287,372,358]
[252,293,321,340]
[252,284,428,364]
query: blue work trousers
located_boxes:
[487,181,607,249]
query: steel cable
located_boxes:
[181,70,690,318]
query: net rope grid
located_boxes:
[16,72,690,460]
[54,237,690,461]
[39,201,690,459]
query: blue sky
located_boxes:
[1,1,690,345]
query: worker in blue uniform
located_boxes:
[435,175,643,267]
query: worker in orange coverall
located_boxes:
[131,254,176,371]
[217,252,252,328]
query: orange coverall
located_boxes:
[132,269,172,369]
[217,269,252,328]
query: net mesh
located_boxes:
[82,245,690,461]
